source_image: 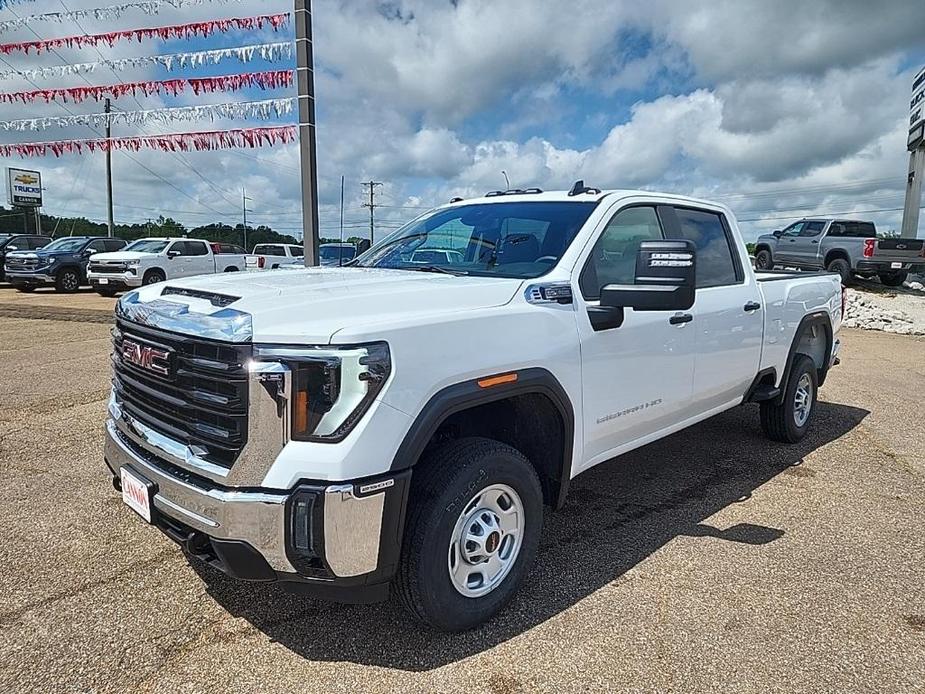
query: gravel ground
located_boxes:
[844,276,925,335]
[0,304,924,693]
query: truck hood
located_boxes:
[127,267,525,344]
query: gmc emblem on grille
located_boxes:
[122,339,171,376]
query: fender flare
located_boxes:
[389,367,575,508]
[776,311,834,400]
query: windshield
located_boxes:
[319,245,356,261]
[353,201,598,278]
[42,237,89,253]
[0,235,11,248]
[124,239,169,253]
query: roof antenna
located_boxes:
[568,180,601,196]
[501,170,511,189]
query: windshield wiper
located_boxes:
[402,264,468,276]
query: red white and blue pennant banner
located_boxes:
[0,98,294,131]
[0,70,293,104]
[0,126,297,157]
[0,13,289,54]
[0,43,292,81]
[0,0,241,30]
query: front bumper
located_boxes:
[6,271,54,286]
[88,272,142,290]
[104,417,410,602]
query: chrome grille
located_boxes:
[5,257,39,270]
[112,319,251,468]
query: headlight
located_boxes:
[125,260,140,267]
[254,343,391,442]
[45,257,57,265]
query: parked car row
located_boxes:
[1,236,364,295]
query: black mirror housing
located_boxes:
[772,229,782,237]
[600,239,696,312]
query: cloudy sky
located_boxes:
[0,0,923,241]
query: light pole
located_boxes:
[242,187,252,252]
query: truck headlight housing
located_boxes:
[125,260,140,267]
[256,342,391,442]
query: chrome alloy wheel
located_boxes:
[62,271,79,291]
[793,372,814,427]
[448,483,525,598]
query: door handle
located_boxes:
[669,312,693,325]
[811,240,818,244]
[744,301,761,312]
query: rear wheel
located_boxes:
[826,257,851,285]
[395,437,543,631]
[760,354,818,443]
[878,271,907,287]
[755,249,774,270]
[55,267,81,293]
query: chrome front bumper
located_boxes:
[5,271,53,282]
[104,417,406,581]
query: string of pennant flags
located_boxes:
[0,126,298,158]
[0,42,292,81]
[0,13,290,54]
[0,1,299,158]
[0,70,294,104]
[0,0,241,31]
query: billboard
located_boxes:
[911,66,925,150]
[7,167,42,207]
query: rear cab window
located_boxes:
[255,245,286,256]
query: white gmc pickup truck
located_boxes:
[87,237,245,297]
[104,186,843,631]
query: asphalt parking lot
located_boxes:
[0,288,923,693]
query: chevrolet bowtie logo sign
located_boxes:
[121,338,171,377]
[14,174,38,185]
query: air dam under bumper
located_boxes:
[104,419,410,603]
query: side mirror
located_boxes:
[166,249,181,259]
[772,229,782,238]
[591,240,696,331]
[83,249,97,257]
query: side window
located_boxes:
[673,207,740,288]
[105,239,126,251]
[184,241,208,256]
[780,222,804,238]
[579,206,664,300]
[800,222,825,237]
[87,239,108,253]
[29,237,48,249]
[167,241,186,255]
[828,223,845,237]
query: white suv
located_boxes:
[103,186,842,630]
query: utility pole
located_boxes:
[242,187,252,252]
[362,180,383,244]
[295,0,320,265]
[105,98,114,238]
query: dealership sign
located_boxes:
[910,66,925,150]
[6,167,42,207]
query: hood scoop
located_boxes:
[161,286,240,308]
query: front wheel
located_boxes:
[755,249,774,270]
[15,285,36,293]
[878,271,907,287]
[395,437,543,631]
[96,287,118,297]
[55,268,81,293]
[142,269,166,286]
[760,354,818,443]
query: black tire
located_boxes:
[826,257,851,285]
[15,285,36,293]
[395,437,543,632]
[96,288,118,297]
[878,271,907,287]
[755,249,774,270]
[760,354,818,443]
[55,267,81,293]
[142,269,166,286]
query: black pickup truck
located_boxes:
[4,236,126,292]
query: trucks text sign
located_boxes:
[7,167,42,207]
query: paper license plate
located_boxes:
[97,278,109,285]
[121,467,154,523]
[890,262,903,269]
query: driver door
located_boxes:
[573,204,696,472]
[773,222,805,263]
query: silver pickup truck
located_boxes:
[755,219,925,286]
